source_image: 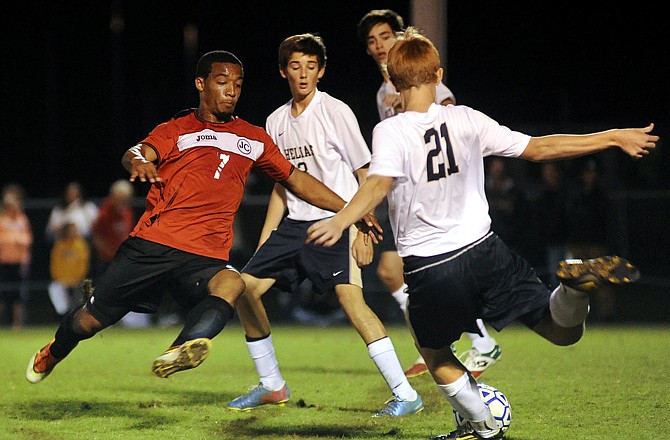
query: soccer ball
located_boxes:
[453,383,512,433]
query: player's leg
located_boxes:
[152,266,242,378]
[460,320,502,379]
[532,255,639,346]
[422,345,502,439]
[374,205,430,378]
[228,223,304,411]
[227,274,290,411]
[405,249,502,440]
[334,283,424,417]
[377,249,430,378]
[26,242,156,384]
[26,297,110,383]
[377,249,408,312]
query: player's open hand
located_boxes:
[352,232,374,267]
[306,218,343,247]
[354,212,383,245]
[618,123,659,158]
[129,161,162,183]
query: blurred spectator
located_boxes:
[91,179,150,328]
[567,158,615,319]
[535,163,573,287]
[48,222,90,317]
[485,157,537,260]
[91,179,135,276]
[0,184,33,328]
[45,181,98,242]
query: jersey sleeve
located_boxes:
[255,129,294,181]
[329,104,372,172]
[467,107,531,158]
[140,120,177,164]
[368,120,405,178]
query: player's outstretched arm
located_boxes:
[307,174,391,247]
[520,123,658,162]
[122,143,161,183]
[281,168,347,213]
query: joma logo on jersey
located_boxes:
[197,134,217,142]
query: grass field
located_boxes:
[1,323,669,440]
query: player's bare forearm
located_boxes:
[281,169,346,213]
[122,143,161,183]
[307,175,391,247]
[521,123,658,162]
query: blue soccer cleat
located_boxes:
[373,393,424,417]
[227,382,290,412]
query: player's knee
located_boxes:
[376,263,398,286]
[72,307,104,336]
[548,324,584,346]
[209,270,246,302]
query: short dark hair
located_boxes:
[356,9,404,43]
[278,33,327,70]
[196,50,243,79]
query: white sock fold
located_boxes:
[391,284,409,314]
[549,285,590,327]
[437,373,490,423]
[368,337,417,401]
[467,319,496,353]
[246,335,285,391]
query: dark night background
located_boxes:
[1,1,668,322]
[3,1,668,198]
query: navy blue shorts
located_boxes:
[403,233,550,350]
[242,218,361,294]
[86,236,234,327]
[374,199,397,253]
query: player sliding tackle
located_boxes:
[306,27,657,440]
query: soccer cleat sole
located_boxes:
[556,256,640,291]
[227,400,288,412]
[151,338,211,378]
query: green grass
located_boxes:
[1,323,669,439]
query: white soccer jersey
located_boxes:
[368,103,531,257]
[266,90,371,221]
[376,81,455,121]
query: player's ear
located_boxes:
[317,66,325,80]
[279,67,287,79]
[436,67,444,84]
[194,76,205,92]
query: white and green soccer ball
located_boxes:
[453,383,512,433]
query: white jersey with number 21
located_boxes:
[368,103,531,257]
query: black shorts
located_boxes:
[374,199,397,253]
[86,236,235,327]
[242,218,361,294]
[403,233,550,350]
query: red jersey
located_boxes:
[130,110,294,260]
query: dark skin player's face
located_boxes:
[195,62,244,123]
